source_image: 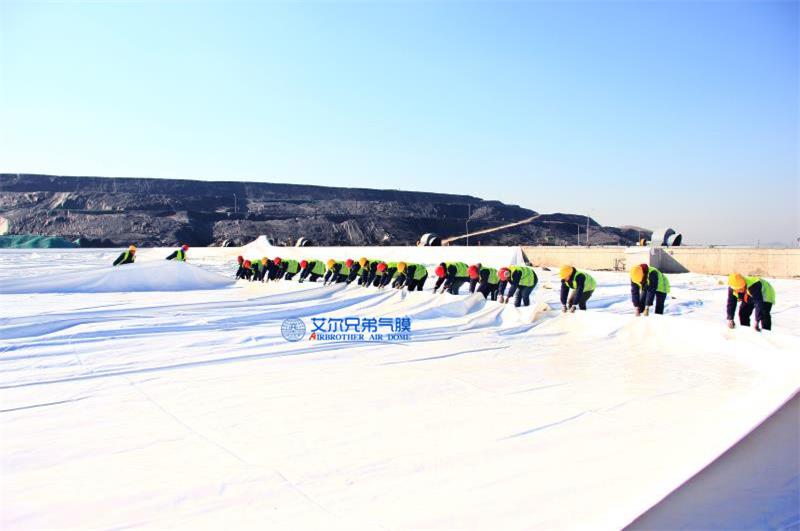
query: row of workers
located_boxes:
[111,245,775,330]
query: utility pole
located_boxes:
[586,216,590,246]
[465,203,471,246]
[233,193,238,214]
[577,225,580,245]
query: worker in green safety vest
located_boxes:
[468,263,500,301]
[630,263,670,315]
[299,259,326,282]
[166,244,189,262]
[727,273,776,331]
[276,257,300,280]
[378,262,402,288]
[323,259,351,285]
[433,261,469,295]
[394,262,428,291]
[113,245,137,266]
[559,265,596,312]
[502,265,538,307]
[359,257,383,287]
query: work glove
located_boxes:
[562,305,568,313]
[569,306,576,313]
[643,307,650,317]
[727,319,735,329]
[635,308,641,317]
[753,322,761,332]
[503,297,509,304]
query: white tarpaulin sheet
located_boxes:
[1,248,798,530]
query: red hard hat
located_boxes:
[273,257,281,265]
[237,255,244,263]
[300,260,308,269]
[468,265,479,279]
[345,259,354,268]
[499,267,510,281]
[377,262,387,272]
[181,244,189,251]
[435,265,445,278]
[243,260,251,267]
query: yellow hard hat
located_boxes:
[327,259,336,269]
[129,245,137,252]
[359,257,367,267]
[728,273,746,291]
[630,266,645,284]
[397,261,407,272]
[559,265,574,280]
[262,257,268,265]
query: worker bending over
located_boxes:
[166,245,188,261]
[630,264,670,315]
[559,265,596,312]
[433,261,469,295]
[503,265,538,307]
[299,259,326,283]
[727,273,775,331]
[113,245,137,266]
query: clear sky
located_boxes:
[1,1,797,245]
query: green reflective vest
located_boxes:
[285,260,299,274]
[633,266,669,294]
[745,276,776,304]
[311,261,325,275]
[337,261,351,276]
[510,265,537,287]
[411,264,427,280]
[569,270,596,291]
[175,250,186,262]
[251,260,261,272]
[447,262,469,278]
[483,267,499,284]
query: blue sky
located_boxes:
[1,1,797,245]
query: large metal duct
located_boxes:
[419,233,442,246]
[651,228,683,247]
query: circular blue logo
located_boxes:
[281,318,306,342]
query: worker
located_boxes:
[360,258,384,287]
[503,265,537,307]
[113,245,137,266]
[432,261,469,295]
[727,273,775,331]
[276,257,301,280]
[630,264,670,315]
[345,259,361,284]
[246,258,261,282]
[241,259,253,281]
[379,262,400,288]
[357,257,374,286]
[268,257,283,281]
[299,259,326,283]
[323,259,351,285]
[497,267,511,303]
[559,265,596,312]
[468,265,481,293]
[467,263,500,301]
[258,257,273,281]
[235,256,246,279]
[395,262,428,291]
[370,261,389,287]
[166,244,189,262]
